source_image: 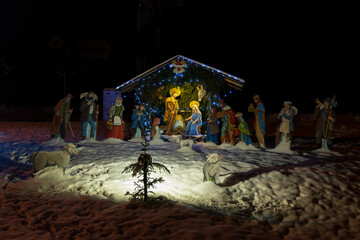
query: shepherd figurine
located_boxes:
[275,101,298,147]
[314,96,337,150]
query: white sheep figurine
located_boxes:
[30,143,78,174]
[203,153,222,184]
[176,138,194,149]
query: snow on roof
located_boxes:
[116,55,245,92]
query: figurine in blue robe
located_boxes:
[185,101,202,135]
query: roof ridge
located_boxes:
[116,55,244,92]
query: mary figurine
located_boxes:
[185,101,202,135]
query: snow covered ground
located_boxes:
[1,118,360,239]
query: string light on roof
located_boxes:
[115,55,245,91]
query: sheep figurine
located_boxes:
[203,153,222,184]
[176,138,194,149]
[30,143,78,174]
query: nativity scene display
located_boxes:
[116,55,245,142]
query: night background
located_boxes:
[0,0,357,121]
[2,2,360,239]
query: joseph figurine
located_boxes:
[164,87,181,135]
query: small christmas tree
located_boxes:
[122,131,170,202]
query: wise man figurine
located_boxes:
[235,112,253,146]
[218,100,237,144]
[248,95,265,148]
[206,107,220,144]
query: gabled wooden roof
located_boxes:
[116,55,245,92]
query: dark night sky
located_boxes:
[0,0,357,117]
